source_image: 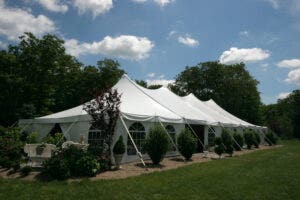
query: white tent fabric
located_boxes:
[181,94,242,127]
[139,86,217,125]
[203,98,257,128]
[20,74,183,124]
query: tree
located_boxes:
[136,80,148,88]
[261,90,300,138]
[0,32,126,127]
[83,88,121,168]
[148,84,162,89]
[97,59,125,90]
[171,61,262,124]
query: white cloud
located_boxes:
[38,0,68,13]
[154,0,175,7]
[0,0,56,41]
[65,35,154,60]
[285,68,300,86]
[73,0,113,18]
[277,92,291,100]
[264,0,280,9]
[147,73,155,78]
[277,59,300,69]
[219,47,270,64]
[147,79,174,86]
[239,30,249,36]
[178,36,199,47]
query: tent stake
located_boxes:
[120,115,147,169]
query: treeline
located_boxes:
[0,33,124,126]
[0,33,299,139]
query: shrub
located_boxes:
[244,130,255,149]
[0,127,23,169]
[42,133,66,147]
[20,166,32,176]
[221,129,234,156]
[113,136,125,154]
[177,128,197,160]
[75,155,100,177]
[26,132,39,143]
[265,131,278,145]
[214,137,224,158]
[143,125,169,165]
[42,155,71,180]
[61,145,85,175]
[253,132,261,148]
[233,133,244,151]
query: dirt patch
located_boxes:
[0,145,281,181]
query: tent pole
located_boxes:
[184,119,206,151]
[19,123,32,134]
[261,131,273,146]
[120,115,146,168]
[219,124,243,150]
[157,118,179,154]
[63,120,78,141]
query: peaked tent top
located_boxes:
[35,74,183,123]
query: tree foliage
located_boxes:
[0,33,124,126]
[261,90,300,138]
[171,61,262,124]
[83,88,121,168]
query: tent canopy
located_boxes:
[19,74,264,129]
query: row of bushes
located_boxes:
[214,129,278,158]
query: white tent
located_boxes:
[19,74,266,163]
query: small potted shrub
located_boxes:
[113,136,125,169]
[177,128,197,161]
[143,125,170,165]
[244,130,255,149]
[214,137,224,158]
[221,129,234,156]
[253,132,261,148]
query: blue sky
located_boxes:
[0,0,299,104]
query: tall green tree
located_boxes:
[262,90,300,138]
[172,61,262,124]
[0,33,125,127]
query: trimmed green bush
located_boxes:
[244,130,255,149]
[221,129,234,156]
[0,127,23,169]
[253,132,261,148]
[265,131,279,145]
[26,132,39,144]
[177,128,197,160]
[233,133,244,151]
[214,137,224,158]
[113,136,125,154]
[144,125,170,165]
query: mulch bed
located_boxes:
[0,145,281,181]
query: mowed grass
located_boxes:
[1,141,300,200]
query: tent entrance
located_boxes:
[186,124,205,152]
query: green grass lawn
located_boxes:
[1,141,300,200]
